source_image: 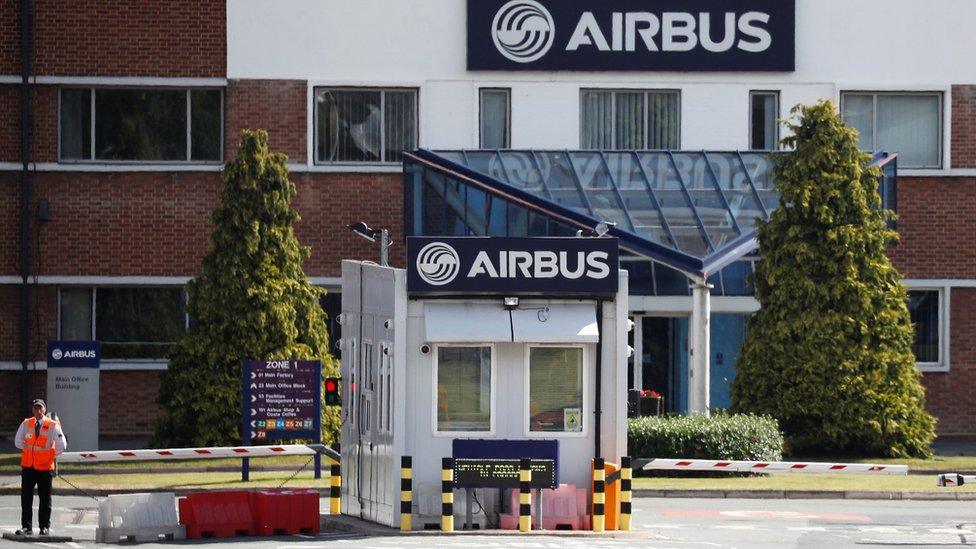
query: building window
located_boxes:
[435,345,493,433]
[60,287,93,340]
[480,88,511,149]
[749,91,779,150]
[315,88,418,164]
[528,346,583,433]
[59,287,187,359]
[580,90,679,149]
[908,289,942,366]
[840,92,942,169]
[59,87,223,162]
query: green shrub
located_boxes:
[628,413,783,462]
[731,100,936,458]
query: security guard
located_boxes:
[14,399,67,537]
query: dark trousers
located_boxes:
[21,467,53,529]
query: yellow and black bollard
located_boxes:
[519,458,532,532]
[592,457,606,532]
[441,457,454,532]
[329,463,341,515]
[619,456,632,531]
[400,456,413,532]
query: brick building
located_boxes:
[1,0,975,443]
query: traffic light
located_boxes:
[325,377,341,406]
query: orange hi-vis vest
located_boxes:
[20,417,56,471]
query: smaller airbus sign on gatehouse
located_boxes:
[407,237,618,294]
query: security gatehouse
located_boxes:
[340,236,629,529]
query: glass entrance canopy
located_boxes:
[403,149,896,280]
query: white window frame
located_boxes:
[312,86,419,166]
[839,91,944,169]
[579,89,682,150]
[478,87,511,149]
[523,344,589,438]
[904,282,951,372]
[748,90,780,151]
[431,343,496,437]
[57,86,225,164]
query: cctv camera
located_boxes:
[420,344,431,355]
[594,221,617,237]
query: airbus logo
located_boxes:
[491,0,555,63]
[53,349,96,360]
[416,242,461,286]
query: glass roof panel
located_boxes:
[705,152,766,230]
[530,151,591,214]
[637,152,710,256]
[739,152,779,210]
[604,152,674,249]
[670,152,739,250]
[568,152,633,231]
[414,148,876,276]
[498,151,545,192]
[461,151,510,183]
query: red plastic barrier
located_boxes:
[251,489,320,536]
[179,491,254,539]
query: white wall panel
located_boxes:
[229,0,976,152]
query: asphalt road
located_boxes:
[0,496,974,547]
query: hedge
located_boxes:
[628,413,783,462]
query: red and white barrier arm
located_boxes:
[58,443,339,464]
[636,458,907,475]
[937,473,976,487]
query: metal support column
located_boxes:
[689,279,713,416]
[632,316,643,390]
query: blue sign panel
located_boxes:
[453,439,559,488]
[467,0,795,72]
[242,360,321,443]
[47,341,100,368]
[407,237,618,295]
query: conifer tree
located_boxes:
[731,101,936,457]
[152,130,340,447]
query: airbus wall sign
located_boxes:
[407,237,619,295]
[468,0,795,72]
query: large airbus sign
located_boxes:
[468,0,795,72]
[407,237,619,295]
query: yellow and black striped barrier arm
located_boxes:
[400,456,412,532]
[329,463,341,514]
[620,456,632,530]
[441,457,454,532]
[519,458,532,532]
[592,457,606,532]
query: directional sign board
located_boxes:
[242,359,322,480]
[242,360,321,442]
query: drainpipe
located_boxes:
[594,299,603,460]
[688,277,713,416]
[19,0,32,418]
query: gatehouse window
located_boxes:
[580,89,680,149]
[840,92,942,169]
[315,88,418,164]
[434,345,494,433]
[59,87,223,162]
[527,346,584,434]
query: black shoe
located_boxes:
[38,528,49,536]
[14,528,31,536]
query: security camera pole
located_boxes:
[346,221,391,267]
